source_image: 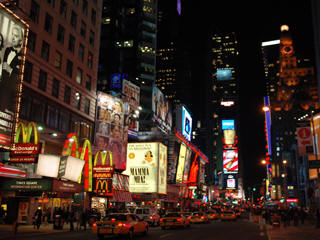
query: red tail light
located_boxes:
[232,214,235,217]
[221,214,224,217]
[117,222,123,227]
[111,218,116,222]
[188,216,191,219]
[92,222,97,227]
[160,218,163,222]
[177,218,183,222]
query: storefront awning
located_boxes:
[110,190,132,202]
[0,163,26,178]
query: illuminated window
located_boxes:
[54,50,62,69]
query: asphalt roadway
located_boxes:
[4,218,268,240]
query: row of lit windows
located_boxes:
[139,45,155,54]
[115,40,134,48]
[158,69,176,73]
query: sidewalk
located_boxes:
[266,221,320,240]
[0,223,73,239]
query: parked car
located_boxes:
[92,213,148,240]
[206,210,220,221]
[134,207,160,226]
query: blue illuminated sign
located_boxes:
[182,106,192,141]
[222,120,235,130]
[217,69,232,80]
[110,73,128,89]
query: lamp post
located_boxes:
[282,159,288,202]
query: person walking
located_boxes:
[69,209,75,231]
[75,210,81,231]
[316,208,320,228]
[34,208,42,230]
[293,208,299,226]
[80,211,87,231]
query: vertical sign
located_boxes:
[0,4,28,149]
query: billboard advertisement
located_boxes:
[217,69,232,80]
[223,149,238,173]
[124,142,167,194]
[222,119,235,130]
[167,141,180,184]
[95,92,128,170]
[182,106,192,141]
[122,79,140,138]
[183,148,192,183]
[176,143,187,183]
[297,126,313,155]
[152,86,172,133]
[0,5,28,149]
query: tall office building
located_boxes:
[207,32,242,196]
[261,25,318,202]
[98,0,158,131]
[6,0,102,153]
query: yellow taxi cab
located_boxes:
[206,210,220,221]
[160,212,191,229]
[220,210,237,221]
[92,213,148,240]
[190,212,209,223]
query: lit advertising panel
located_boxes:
[95,92,128,170]
[122,79,140,138]
[152,86,172,133]
[227,179,236,189]
[222,119,235,130]
[217,69,232,80]
[223,149,238,173]
[0,5,28,149]
[182,106,192,141]
[158,143,167,194]
[124,142,167,194]
[176,144,187,183]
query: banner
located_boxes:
[152,86,172,133]
[0,4,28,149]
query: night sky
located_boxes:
[181,1,315,188]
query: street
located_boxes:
[3,219,268,240]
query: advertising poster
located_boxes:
[167,141,180,184]
[158,143,167,194]
[183,148,192,183]
[152,86,172,133]
[0,5,28,148]
[95,92,128,170]
[124,143,159,193]
[223,149,238,173]
[17,202,28,223]
[176,144,187,183]
[122,79,140,137]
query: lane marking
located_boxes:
[160,233,173,238]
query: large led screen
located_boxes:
[95,92,128,170]
[182,106,192,141]
[152,86,172,133]
[124,142,167,194]
[217,69,232,80]
[223,149,238,173]
[221,119,235,130]
[0,5,28,148]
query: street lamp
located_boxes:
[262,106,270,112]
[261,159,267,165]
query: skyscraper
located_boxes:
[206,32,242,196]
[98,0,158,132]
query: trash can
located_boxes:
[53,214,63,230]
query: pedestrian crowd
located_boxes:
[259,207,316,228]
